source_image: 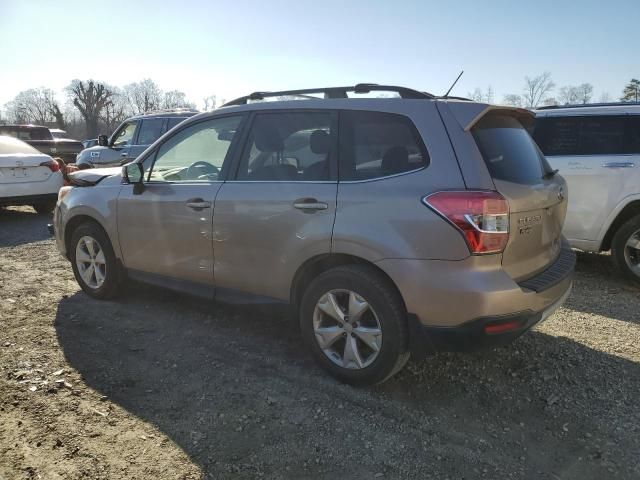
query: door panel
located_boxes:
[212,182,337,301]
[117,183,221,285]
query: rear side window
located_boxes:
[339,111,428,181]
[136,118,164,145]
[166,117,187,132]
[472,113,546,184]
[629,116,640,154]
[534,115,628,156]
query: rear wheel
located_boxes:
[611,214,640,285]
[300,265,409,386]
[69,222,121,299]
[32,200,56,214]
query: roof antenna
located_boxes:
[443,70,464,98]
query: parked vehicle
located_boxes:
[53,84,574,385]
[75,109,198,169]
[49,128,68,139]
[534,103,640,284]
[0,125,83,165]
[0,135,63,213]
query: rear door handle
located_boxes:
[603,162,635,168]
[293,198,328,211]
[186,198,212,210]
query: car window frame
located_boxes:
[139,113,249,184]
[228,109,340,183]
[337,109,430,183]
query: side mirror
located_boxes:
[98,135,109,147]
[122,162,145,194]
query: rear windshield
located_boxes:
[472,113,548,184]
[0,126,53,141]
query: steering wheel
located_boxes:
[186,161,219,180]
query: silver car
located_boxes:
[53,84,574,385]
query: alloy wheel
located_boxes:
[623,228,640,277]
[75,235,107,289]
[312,289,382,369]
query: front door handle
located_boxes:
[186,198,212,210]
[293,198,328,211]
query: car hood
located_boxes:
[69,166,121,186]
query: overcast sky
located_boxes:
[0,0,637,108]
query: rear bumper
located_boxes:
[0,193,58,207]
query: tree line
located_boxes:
[2,79,221,140]
[470,75,639,108]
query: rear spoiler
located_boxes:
[442,101,534,131]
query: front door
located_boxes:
[117,115,245,293]
[213,110,338,302]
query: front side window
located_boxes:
[136,118,164,145]
[112,122,137,147]
[339,111,429,181]
[147,115,242,182]
[236,112,335,181]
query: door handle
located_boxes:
[186,198,212,210]
[602,162,635,168]
[120,152,128,157]
[293,198,328,211]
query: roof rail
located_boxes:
[221,84,435,107]
[537,101,640,110]
[142,107,200,115]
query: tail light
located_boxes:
[40,159,61,173]
[423,191,509,255]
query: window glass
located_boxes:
[473,113,547,184]
[136,118,164,145]
[147,116,242,182]
[236,112,334,181]
[579,116,626,155]
[628,116,640,154]
[339,111,428,181]
[112,122,137,147]
[533,117,581,156]
[166,117,187,131]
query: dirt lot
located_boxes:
[1,206,639,480]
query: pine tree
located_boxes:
[621,79,640,102]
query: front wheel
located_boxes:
[611,214,640,285]
[69,222,121,299]
[300,265,409,386]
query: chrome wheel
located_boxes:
[312,289,382,369]
[75,235,106,289]
[623,228,640,276]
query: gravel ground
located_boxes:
[1,206,639,480]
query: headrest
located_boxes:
[254,124,284,152]
[309,129,330,155]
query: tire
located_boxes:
[69,222,121,299]
[32,200,56,214]
[611,214,640,285]
[299,264,409,386]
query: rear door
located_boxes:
[472,112,567,281]
[533,115,630,244]
[212,110,338,301]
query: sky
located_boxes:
[0,0,638,110]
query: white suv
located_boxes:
[534,103,640,284]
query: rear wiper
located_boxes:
[542,169,559,180]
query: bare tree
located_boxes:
[162,90,196,110]
[558,86,580,105]
[4,88,65,127]
[576,83,593,104]
[467,86,494,103]
[621,79,640,102]
[123,79,163,114]
[599,92,611,103]
[522,72,555,108]
[66,79,115,138]
[502,94,524,107]
[202,95,217,111]
[100,88,129,133]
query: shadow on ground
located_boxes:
[0,207,52,247]
[55,283,640,479]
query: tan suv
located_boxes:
[52,84,574,385]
